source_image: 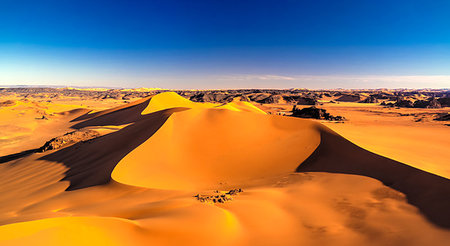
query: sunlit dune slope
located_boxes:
[0,217,146,246]
[112,108,319,190]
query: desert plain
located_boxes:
[0,87,449,246]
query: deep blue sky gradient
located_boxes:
[1,0,450,88]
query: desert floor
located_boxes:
[0,92,449,246]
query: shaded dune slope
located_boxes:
[39,107,185,190]
[0,149,40,164]
[297,126,450,228]
[70,97,151,123]
[70,97,153,129]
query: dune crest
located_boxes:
[141,92,215,114]
[216,99,267,114]
[112,108,319,190]
[141,92,266,115]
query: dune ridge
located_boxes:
[297,126,450,227]
[112,108,319,190]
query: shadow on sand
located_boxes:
[0,149,40,164]
[297,126,450,228]
[39,97,188,191]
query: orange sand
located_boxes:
[0,92,449,246]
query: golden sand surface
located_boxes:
[321,102,450,178]
[0,92,449,246]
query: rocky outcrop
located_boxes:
[426,98,442,108]
[260,95,284,104]
[336,94,361,102]
[434,113,450,121]
[39,129,101,152]
[0,100,16,107]
[380,101,395,107]
[438,97,450,107]
[359,96,378,103]
[281,95,317,105]
[291,106,345,121]
[194,189,243,203]
[395,99,414,108]
[190,92,231,103]
[413,98,442,108]
[247,93,272,103]
[295,97,317,105]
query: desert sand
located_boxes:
[0,90,449,245]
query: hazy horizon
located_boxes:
[1,75,450,90]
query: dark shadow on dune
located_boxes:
[0,148,39,164]
[296,127,450,228]
[40,108,187,191]
[70,97,151,125]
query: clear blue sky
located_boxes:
[1,0,450,89]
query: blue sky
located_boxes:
[1,0,450,89]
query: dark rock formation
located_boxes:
[395,99,414,108]
[247,93,272,103]
[39,129,101,152]
[0,100,16,107]
[291,106,345,121]
[295,97,317,105]
[190,92,231,103]
[336,94,361,102]
[412,98,441,108]
[434,113,450,121]
[438,97,450,107]
[359,96,378,103]
[426,98,442,108]
[255,94,283,104]
[381,101,395,107]
[194,189,243,203]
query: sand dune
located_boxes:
[112,108,319,190]
[41,107,183,190]
[298,126,450,227]
[0,92,449,245]
[319,103,450,179]
[0,100,90,156]
[141,92,215,114]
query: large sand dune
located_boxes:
[0,92,449,245]
[112,108,320,190]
